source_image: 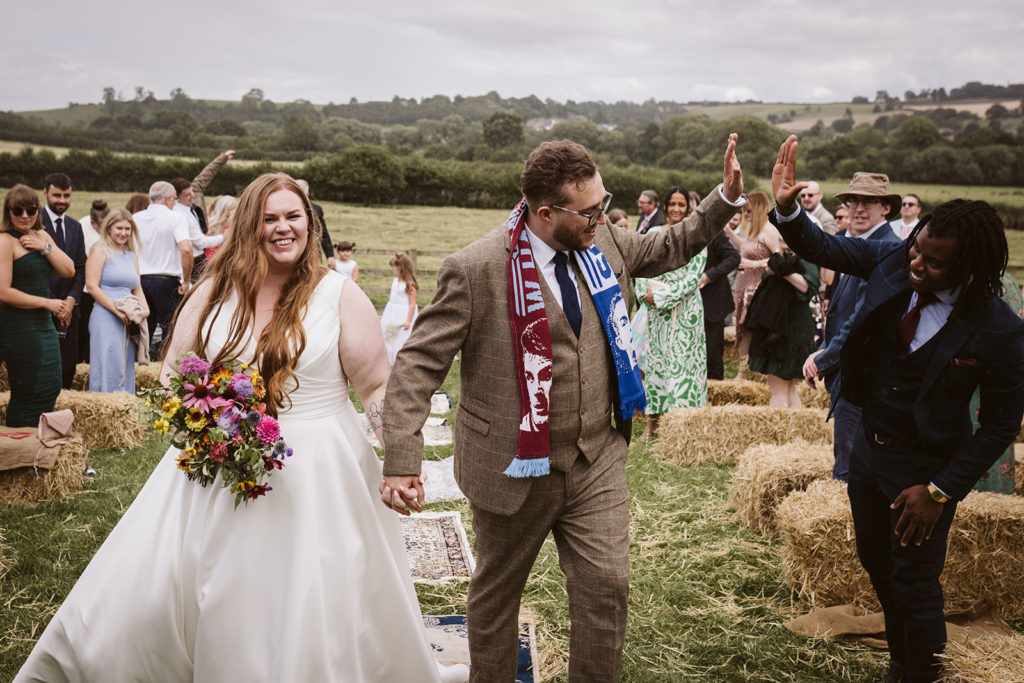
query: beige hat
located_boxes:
[834,172,902,219]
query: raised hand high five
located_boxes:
[722,133,743,203]
[771,135,809,215]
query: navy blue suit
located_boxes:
[41,210,87,389]
[773,206,1024,682]
[812,222,900,480]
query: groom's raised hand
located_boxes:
[722,133,743,203]
[771,135,808,215]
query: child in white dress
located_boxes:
[379,251,418,365]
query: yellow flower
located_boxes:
[176,454,193,472]
[161,397,181,418]
[212,368,232,385]
[253,384,267,401]
[154,419,170,434]
[184,410,208,431]
[184,446,197,457]
[240,363,249,370]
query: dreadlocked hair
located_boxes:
[904,199,1008,318]
[166,173,327,417]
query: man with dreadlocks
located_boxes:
[769,136,1024,683]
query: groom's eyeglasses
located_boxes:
[10,206,39,217]
[548,193,613,228]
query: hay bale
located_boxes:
[0,390,145,451]
[729,441,834,535]
[944,492,1024,620]
[655,406,832,465]
[939,633,1024,683]
[707,379,770,406]
[135,363,163,391]
[797,382,831,411]
[0,436,88,505]
[0,363,6,392]
[71,362,90,391]
[777,482,1024,619]
[776,479,878,610]
[1016,453,1023,496]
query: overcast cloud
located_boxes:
[3,0,1021,112]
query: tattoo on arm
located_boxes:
[367,401,384,432]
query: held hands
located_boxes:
[380,474,428,516]
[721,133,743,203]
[771,135,808,215]
[891,484,945,547]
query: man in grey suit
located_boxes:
[380,136,745,681]
[800,181,838,234]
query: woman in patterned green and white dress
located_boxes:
[635,186,707,437]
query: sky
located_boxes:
[4,0,1022,112]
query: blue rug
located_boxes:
[423,614,537,682]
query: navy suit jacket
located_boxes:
[701,230,741,322]
[772,206,1024,501]
[814,220,900,400]
[41,211,87,303]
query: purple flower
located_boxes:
[231,377,254,399]
[179,354,211,376]
[217,410,241,437]
[255,416,280,446]
[244,411,262,427]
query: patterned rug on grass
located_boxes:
[401,511,474,583]
[422,456,466,502]
[424,614,539,683]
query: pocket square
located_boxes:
[951,358,978,366]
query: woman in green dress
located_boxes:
[0,185,75,427]
[635,186,707,437]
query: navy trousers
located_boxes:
[141,275,182,359]
[831,396,862,482]
[848,428,957,683]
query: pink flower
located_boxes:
[255,416,280,446]
[210,440,229,462]
[182,375,233,414]
[179,354,211,376]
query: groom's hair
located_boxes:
[521,140,596,214]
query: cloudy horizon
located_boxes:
[4,0,1021,113]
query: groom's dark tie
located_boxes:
[54,216,65,251]
[553,252,582,338]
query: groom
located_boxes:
[380,136,744,681]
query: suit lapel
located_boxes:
[917,311,979,402]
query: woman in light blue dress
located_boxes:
[86,208,148,392]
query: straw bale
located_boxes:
[135,363,163,391]
[939,633,1024,683]
[944,492,1024,620]
[729,440,833,535]
[778,482,1024,619]
[0,390,145,451]
[776,479,878,610]
[71,362,90,391]
[0,436,87,505]
[796,382,831,411]
[0,363,7,392]
[707,379,770,406]
[1016,453,1022,496]
[655,406,831,465]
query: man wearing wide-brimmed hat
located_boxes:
[802,172,900,482]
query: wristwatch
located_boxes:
[42,242,52,255]
[927,483,949,504]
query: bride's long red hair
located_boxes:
[168,173,326,416]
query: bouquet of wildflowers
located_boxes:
[140,353,292,507]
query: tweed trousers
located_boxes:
[467,450,630,682]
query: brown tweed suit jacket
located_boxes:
[382,190,737,515]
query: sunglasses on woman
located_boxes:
[10,206,39,217]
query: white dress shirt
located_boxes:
[136,204,191,279]
[906,287,957,353]
[523,225,580,313]
[80,215,102,255]
[175,202,223,257]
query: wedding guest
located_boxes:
[78,199,111,364]
[606,208,629,228]
[80,199,109,256]
[203,195,236,260]
[0,185,74,427]
[86,209,148,393]
[332,240,359,281]
[380,251,418,365]
[701,218,741,381]
[125,194,150,214]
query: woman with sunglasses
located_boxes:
[0,184,75,427]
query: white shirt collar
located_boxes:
[856,220,889,240]
[44,205,64,223]
[523,223,562,269]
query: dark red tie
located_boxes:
[898,291,937,352]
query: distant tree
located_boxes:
[985,103,1009,120]
[482,110,523,148]
[205,119,247,137]
[170,88,190,102]
[281,115,320,151]
[904,90,917,101]
[311,145,405,204]
[831,118,854,133]
[851,95,869,104]
[875,90,891,103]
[844,107,853,119]
[102,87,117,115]
[549,119,603,151]
[890,116,942,150]
[932,87,948,101]
[242,88,265,105]
[114,113,143,129]
[133,86,154,102]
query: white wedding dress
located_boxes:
[16,272,446,682]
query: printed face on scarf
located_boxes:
[608,294,636,368]
[523,351,552,427]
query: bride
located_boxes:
[16,174,468,682]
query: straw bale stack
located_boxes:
[723,326,738,362]
[707,379,770,406]
[729,441,833,535]
[1017,453,1022,496]
[0,390,145,451]
[655,406,831,465]
[135,363,163,391]
[71,362,90,391]
[776,479,878,610]
[939,633,1024,683]
[796,383,831,411]
[777,482,1024,619]
[0,436,87,505]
